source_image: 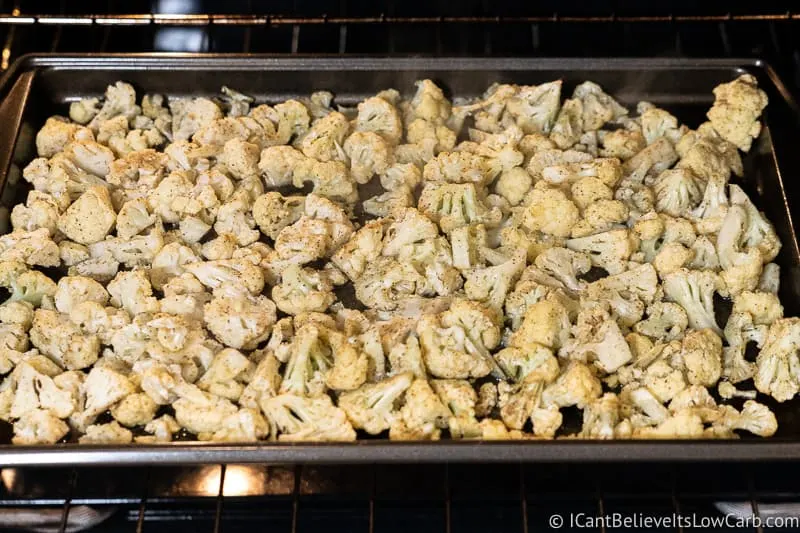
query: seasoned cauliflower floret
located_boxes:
[707,74,768,152]
[522,186,579,238]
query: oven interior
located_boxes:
[2,1,800,532]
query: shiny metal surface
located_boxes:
[0,55,799,465]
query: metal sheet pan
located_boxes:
[0,55,799,465]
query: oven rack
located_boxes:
[2,462,796,533]
[0,2,797,75]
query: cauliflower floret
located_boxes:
[0,228,60,267]
[331,219,386,281]
[406,79,451,124]
[716,400,777,437]
[464,249,525,310]
[258,145,307,187]
[107,148,169,190]
[732,291,783,326]
[662,269,722,333]
[363,187,415,217]
[204,289,277,350]
[542,362,602,409]
[521,186,579,238]
[534,247,591,293]
[59,241,91,267]
[634,302,688,342]
[150,241,201,290]
[36,117,88,158]
[219,138,260,179]
[729,185,781,263]
[754,318,800,402]
[400,379,450,434]
[343,131,391,184]
[387,334,426,378]
[510,299,571,352]
[252,192,305,240]
[678,129,742,184]
[494,344,559,384]
[623,138,678,183]
[299,111,349,162]
[639,105,687,146]
[115,198,156,240]
[238,353,282,409]
[137,414,180,443]
[716,204,764,297]
[355,95,403,145]
[565,228,637,275]
[752,261,778,302]
[569,177,613,210]
[272,264,336,315]
[419,182,502,233]
[5,269,58,307]
[0,301,34,329]
[354,256,427,311]
[196,348,252,401]
[184,258,265,295]
[292,159,358,204]
[549,98,583,149]
[653,167,703,217]
[680,329,723,387]
[10,191,61,234]
[338,372,413,434]
[502,81,562,134]
[171,97,223,141]
[417,299,502,379]
[262,393,356,441]
[173,387,238,434]
[30,309,100,370]
[54,276,109,315]
[580,393,621,439]
[494,167,532,206]
[632,410,704,439]
[110,393,158,427]
[566,320,633,374]
[70,97,100,125]
[279,324,329,396]
[12,408,69,445]
[599,128,646,160]
[652,242,694,279]
[423,151,494,186]
[210,408,270,442]
[707,74,768,152]
[723,312,765,384]
[68,302,130,346]
[62,140,115,178]
[80,365,136,426]
[107,270,160,317]
[214,199,259,246]
[573,81,628,131]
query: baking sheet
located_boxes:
[0,55,798,465]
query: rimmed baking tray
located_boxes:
[0,55,798,466]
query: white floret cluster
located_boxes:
[1,74,789,444]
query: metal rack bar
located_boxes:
[519,465,528,533]
[748,470,764,533]
[135,469,150,533]
[444,464,451,533]
[291,465,301,533]
[670,471,684,533]
[0,13,796,26]
[57,469,77,533]
[212,465,226,533]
